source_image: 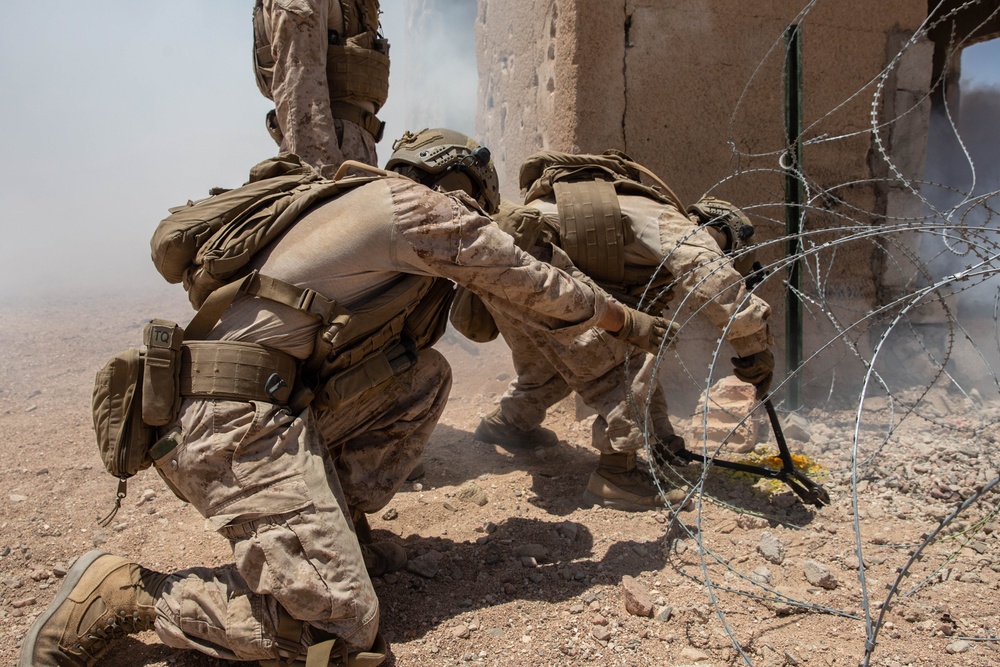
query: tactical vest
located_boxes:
[95,156,451,517]
[252,0,390,141]
[150,154,453,413]
[517,150,757,313]
[517,151,686,313]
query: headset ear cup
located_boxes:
[702,225,730,252]
[434,171,476,200]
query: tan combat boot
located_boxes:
[352,510,408,578]
[474,407,559,449]
[19,550,168,667]
[583,452,688,511]
[360,542,408,578]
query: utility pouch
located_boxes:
[92,346,159,525]
[92,319,184,525]
[403,278,455,351]
[141,319,184,426]
[93,348,157,481]
[449,287,499,343]
[315,343,415,411]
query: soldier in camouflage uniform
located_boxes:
[253,0,431,534]
[475,151,775,512]
[253,0,390,173]
[21,132,678,667]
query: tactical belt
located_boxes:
[180,341,297,405]
[329,101,385,142]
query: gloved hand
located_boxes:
[611,308,680,354]
[731,349,775,399]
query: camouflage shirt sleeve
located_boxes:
[264,0,345,173]
[651,206,772,356]
[387,179,610,342]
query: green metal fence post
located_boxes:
[784,24,804,411]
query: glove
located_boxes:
[611,308,680,354]
[731,349,775,399]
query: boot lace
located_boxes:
[72,609,156,663]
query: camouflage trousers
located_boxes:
[492,311,677,454]
[149,349,451,660]
[317,349,452,514]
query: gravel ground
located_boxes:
[1,289,998,667]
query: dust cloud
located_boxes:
[921,82,1000,298]
[0,1,480,308]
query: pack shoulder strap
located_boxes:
[185,271,344,341]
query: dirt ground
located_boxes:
[1,287,998,667]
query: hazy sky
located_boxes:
[0,1,470,302]
[0,3,996,302]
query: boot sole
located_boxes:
[19,549,108,666]
[473,421,559,450]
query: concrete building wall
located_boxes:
[475,0,943,403]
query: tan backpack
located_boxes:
[91,157,382,518]
[95,158,460,518]
[151,154,381,308]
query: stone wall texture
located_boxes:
[474,0,998,401]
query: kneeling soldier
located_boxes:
[21,131,677,666]
[474,150,775,511]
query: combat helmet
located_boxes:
[386,128,501,214]
[687,196,757,278]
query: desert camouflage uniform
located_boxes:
[493,193,771,454]
[149,176,610,660]
[256,0,381,173]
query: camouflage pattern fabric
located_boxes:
[152,400,377,658]
[259,0,378,175]
[493,310,679,454]
[317,349,451,514]
[490,193,772,453]
[145,177,611,659]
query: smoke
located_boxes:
[0,4,275,305]
[0,1,481,307]
[956,84,1000,194]
[920,81,1000,291]
[378,0,479,146]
